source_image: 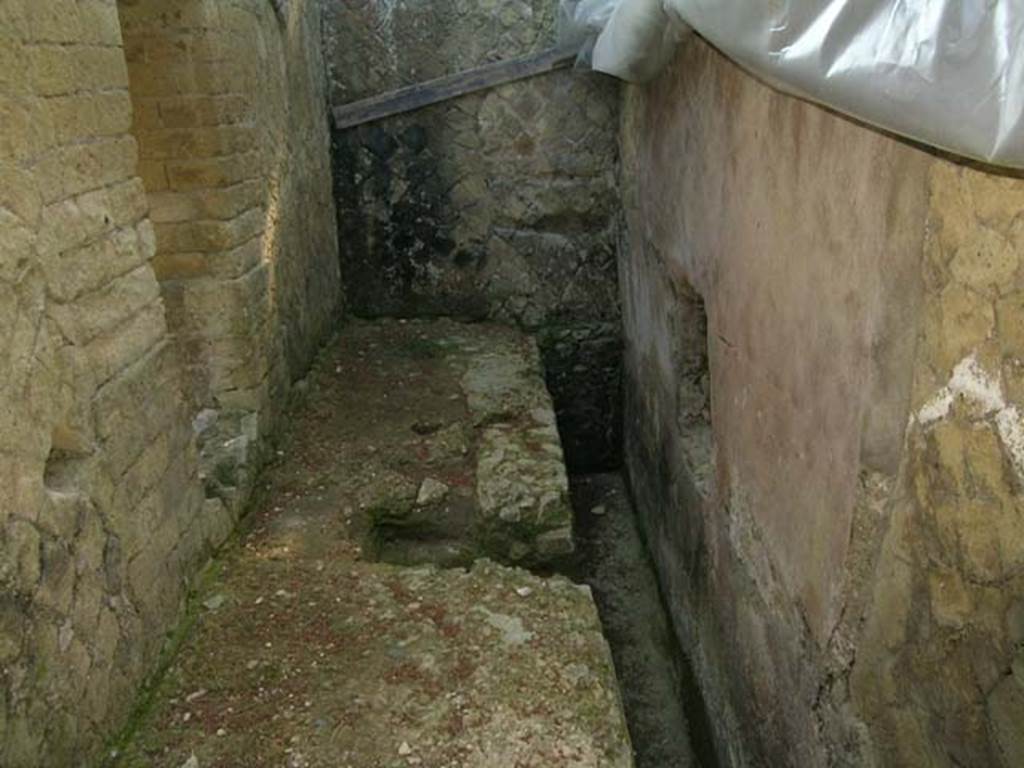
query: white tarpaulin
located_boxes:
[560,0,1024,168]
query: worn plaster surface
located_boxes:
[619,33,1024,768]
[113,319,632,768]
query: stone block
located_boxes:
[203,333,271,394]
[47,93,120,144]
[215,380,271,415]
[27,44,76,96]
[152,206,263,254]
[125,519,183,625]
[950,226,1020,293]
[199,497,236,550]
[173,262,270,341]
[70,533,104,633]
[129,97,162,132]
[156,95,250,129]
[136,159,169,192]
[460,339,549,425]
[0,96,50,163]
[38,195,107,257]
[111,459,176,562]
[928,425,1024,582]
[965,167,1024,229]
[120,61,182,99]
[25,1,81,43]
[37,179,146,261]
[996,291,1024,357]
[928,568,973,629]
[50,265,160,345]
[38,487,86,541]
[987,674,1024,767]
[80,608,119,723]
[0,38,30,96]
[88,91,134,140]
[122,0,220,34]
[34,538,75,614]
[3,518,42,593]
[93,340,183,478]
[147,191,198,225]
[0,1,29,42]
[75,45,129,90]
[151,246,245,282]
[50,225,147,301]
[475,420,573,566]
[0,161,42,224]
[928,282,996,374]
[109,430,174,528]
[37,136,138,204]
[191,60,252,96]
[137,125,257,161]
[1007,601,1024,643]
[148,181,263,224]
[77,0,123,47]
[167,151,260,191]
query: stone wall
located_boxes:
[119,0,340,505]
[0,1,340,764]
[619,36,1024,767]
[0,1,218,763]
[321,0,622,471]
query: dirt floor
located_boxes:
[107,320,632,768]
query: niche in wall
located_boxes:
[671,278,713,497]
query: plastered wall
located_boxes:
[0,1,340,763]
[321,0,623,470]
[620,35,1024,767]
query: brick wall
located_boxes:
[117,0,340,509]
[118,0,339,413]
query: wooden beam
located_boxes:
[332,46,577,131]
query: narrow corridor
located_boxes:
[110,320,635,767]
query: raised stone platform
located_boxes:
[113,319,632,767]
[327,318,573,569]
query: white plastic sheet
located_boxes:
[560,0,689,81]
[560,0,1024,168]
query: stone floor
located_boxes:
[110,319,633,768]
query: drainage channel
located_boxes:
[568,473,721,768]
